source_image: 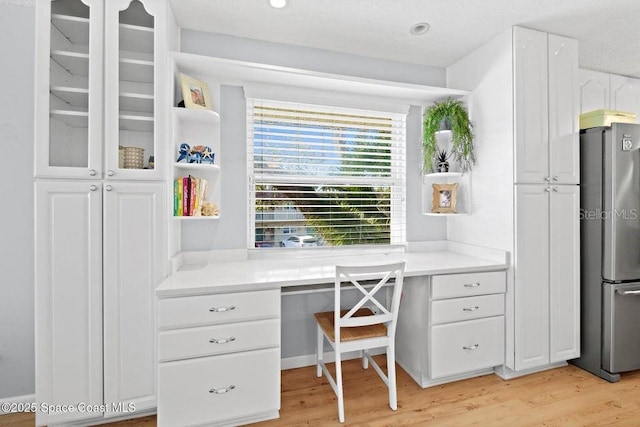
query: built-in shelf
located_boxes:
[119,112,154,132]
[174,163,220,173]
[50,109,88,127]
[51,50,89,77]
[423,171,464,179]
[120,55,154,84]
[51,86,89,108]
[120,92,154,113]
[51,13,89,45]
[173,215,220,220]
[423,212,470,217]
[173,107,220,124]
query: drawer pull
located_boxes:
[209,385,236,394]
[209,337,236,344]
[209,305,236,313]
[464,282,481,288]
[463,306,480,312]
[463,344,480,351]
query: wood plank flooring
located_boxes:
[2,359,640,426]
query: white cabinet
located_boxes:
[514,185,580,370]
[35,181,165,426]
[35,181,103,426]
[103,182,165,416]
[578,69,640,117]
[396,271,506,387]
[35,0,165,180]
[609,74,640,116]
[549,185,580,363]
[514,28,579,185]
[578,69,610,113]
[157,289,281,427]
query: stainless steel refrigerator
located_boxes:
[573,122,640,382]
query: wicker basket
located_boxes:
[122,146,144,169]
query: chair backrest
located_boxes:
[334,261,405,343]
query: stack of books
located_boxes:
[174,175,209,216]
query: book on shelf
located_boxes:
[174,175,209,217]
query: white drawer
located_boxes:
[158,289,280,329]
[431,271,505,300]
[431,294,505,325]
[158,348,280,427]
[430,316,504,379]
[159,319,280,362]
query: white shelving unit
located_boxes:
[170,89,221,219]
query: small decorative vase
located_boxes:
[437,161,449,173]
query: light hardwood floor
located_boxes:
[2,359,640,426]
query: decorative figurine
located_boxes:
[176,143,215,164]
[201,146,215,164]
[176,143,191,163]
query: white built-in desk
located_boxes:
[155,243,509,427]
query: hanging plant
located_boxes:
[423,98,476,173]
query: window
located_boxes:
[247,99,406,248]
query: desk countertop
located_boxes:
[156,249,509,298]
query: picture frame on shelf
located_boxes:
[179,73,213,110]
[431,183,458,213]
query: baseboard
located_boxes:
[281,348,386,370]
[0,394,35,414]
[494,361,567,380]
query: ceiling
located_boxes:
[168,0,640,79]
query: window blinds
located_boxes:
[247,99,406,248]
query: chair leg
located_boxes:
[362,349,369,369]
[335,351,345,423]
[316,324,323,378]
[387,345,397,410]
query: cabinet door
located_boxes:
[514,27,549,184]
[578,69,610,113]
[549,185,580,362]
[548,35,579,184]
[514,185,550,370]
[35,181,103,425]
[609,75,640,117]
[104,0,164,180]
[35,0,104,179]
[103,182,165,415]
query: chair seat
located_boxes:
[314,308,388,342]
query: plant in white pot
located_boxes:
[423,98,476,173]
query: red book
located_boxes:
[189,176,197,217]
[182,176,190,216]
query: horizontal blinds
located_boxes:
[248,99,406,248]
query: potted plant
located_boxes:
[423,98,475,173]
[435,147,450,173]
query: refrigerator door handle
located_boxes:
[616,289,640,296]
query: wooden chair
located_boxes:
[314,261,406,423]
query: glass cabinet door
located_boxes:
[104,0,162,180]
[36,0,103,178]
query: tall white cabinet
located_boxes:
[447,26,580,375]
[512,27,580,371]
[34,0,167,425]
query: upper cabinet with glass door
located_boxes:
[35,0,104,178]
[34,0,164,180]
[104,0,164,180]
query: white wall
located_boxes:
[180,31,448,250]
[446,28,515,253]
[0,1,35,399]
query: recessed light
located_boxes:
[269,0,288,8]
[410,22,430,35]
